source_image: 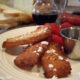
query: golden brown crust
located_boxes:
[0,18,17,24]
[14,41,49,69]
[41,43,71,78]
[3,24,52,48]
[16,13,33,23]
[0,22,18,28]
[4,12,20,17]
[0,4,33,27]
[3,9,33,23]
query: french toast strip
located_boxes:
[3,24,51,48]
[41,43,71,78]
[14,41,49,69]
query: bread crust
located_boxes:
[14,41,49,69]
[3,9,33,23]
[3,24,52,48]
[0,22,18,28]
[0,4,33,27]
[41,43,71,78]
[0,17,17,24]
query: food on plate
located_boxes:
[0,13,19,28]
[0,22,18,28]
[2,24,52,48]
[0,13,17,24]
[45,23,61,36]
[41,43,71,78]
[51,34,63,45]
[61,22,72,29]
[61,15,80,25]
[3,9,32,23]
[44,23,63,46]
[2,23,72,79]
[3,9,23,17]
[0,4,33,28]
[14,41,49,69]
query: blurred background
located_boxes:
[0,0,80,13]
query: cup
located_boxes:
[60,27,80,59]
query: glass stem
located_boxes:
[56,12,62,26]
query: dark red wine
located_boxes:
[32,13,58,25]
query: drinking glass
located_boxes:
[54,0,68,25]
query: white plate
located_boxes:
[0,27,8,34]
[0,26,80,80]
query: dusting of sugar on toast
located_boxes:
[46,49,56,54]
[48,64,54,68]
[41,41,49,45]
[38,47,43,52]
[58,56,64,60]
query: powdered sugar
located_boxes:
[46,50,51,53]
[66,59,69,62]
[33,47,43,55]
[16,38,18,40]
[46,49,56,54]
[17,34,25,40]
[36,53,39,56]
[29,44,32,46]
[38,47,43,52]
[41,41,49,45]
[44,27,48,32]
[53,68,57,72]
[27,32,31,34]
[33,51,36,53]
[51,75,58,80]
[48,64,54,68]
[19,36,24,39]
[58,56,64,60]
[53,53,58,56]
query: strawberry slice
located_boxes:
[61,15,80,25]
[50,23,61,36]
[63,12,70,17]
[61,16,74,24]
[45,23,61,36]
[46,23,61,36]
[51,34,63,45]
[61,22,72,29]
[74,16,80,25]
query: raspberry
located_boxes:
[61,22,72,29]
[63,12,70,17]
[72,16,80,25]
[61,16,80,25]
[67,17,75,24]
[47,23,60,36]
[51,34,63,45]
[61,16,68,23]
